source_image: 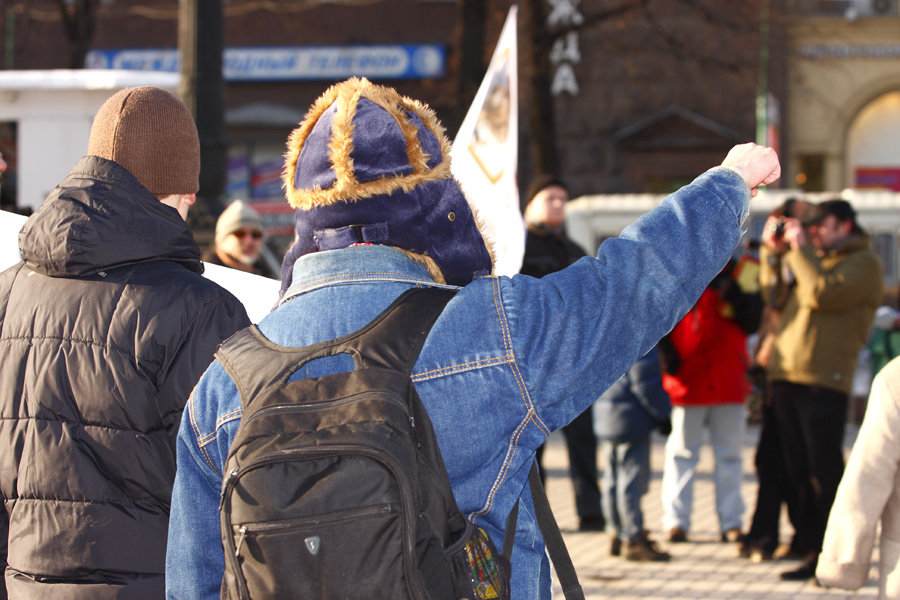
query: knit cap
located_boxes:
[280,77,492,292]
[522,174,568,213]
[88,86,200,195]
[215,200,264,246]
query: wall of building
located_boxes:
[4,1,898,206]
[2,1,770,202]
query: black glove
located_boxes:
[658,418,672,436]
[657,337,681,375]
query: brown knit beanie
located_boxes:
[88,86,200,195]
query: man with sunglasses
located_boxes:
[204,199,277,279]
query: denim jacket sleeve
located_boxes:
[166,363,240,600]
[506,167,748,434]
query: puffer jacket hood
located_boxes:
[18,155,203,277]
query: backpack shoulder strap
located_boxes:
[503,463,585,600]
[351,287,456,375]
[215,326,293,409]
[214,287,456,408]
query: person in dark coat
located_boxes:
[594,347,672,561]
[0,87,250,599]
[520,174,605,531]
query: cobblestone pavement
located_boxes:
[542,423,877,599]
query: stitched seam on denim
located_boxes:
[196,412,240,477]
[479,278,525,516]
[472,280,548,518]
[283,273,458,301]
[195,407,241,447]
[196,433,217,472]
[471,414,533,519]
[494,277,549,437]
[411,355,511,381]
[200,351,252,474]
[209,408,242,440]
[187,393,216,472]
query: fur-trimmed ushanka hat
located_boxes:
[279,77,493,293]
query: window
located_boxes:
[796,155,825,192]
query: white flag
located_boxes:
[0,210,279,323]
[450,6,523,277]
[0,210,26,267]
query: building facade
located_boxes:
[787,0,900,192]
[1,1,898,242]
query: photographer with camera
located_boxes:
[740,198,811,564]
[758,199,882,582]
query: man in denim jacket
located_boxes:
[165,78,780,600]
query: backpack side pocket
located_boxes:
[446,523,510,600]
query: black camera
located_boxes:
[770,218,786,240]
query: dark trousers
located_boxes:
[770,380,847,557]
[536,406,604,519]
[744,397,802,554]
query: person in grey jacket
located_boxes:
[0,87,250,599]
[594,347,673,561]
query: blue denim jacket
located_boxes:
[166,167,749,600]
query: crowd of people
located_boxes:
[3,76,897,600]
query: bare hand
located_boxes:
[720,143,781,197]
[781,217,806,249]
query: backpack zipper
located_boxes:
[231,502,398,558]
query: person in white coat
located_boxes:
[817,355,900,598]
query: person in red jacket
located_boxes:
[659,255,762,544]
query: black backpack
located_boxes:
[215,288,510,600]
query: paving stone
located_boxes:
[541,423,876,599]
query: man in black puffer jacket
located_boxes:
[0,87,250,599]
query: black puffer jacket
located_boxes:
[0,157,250,599]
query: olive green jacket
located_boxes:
[761,236,883,395]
